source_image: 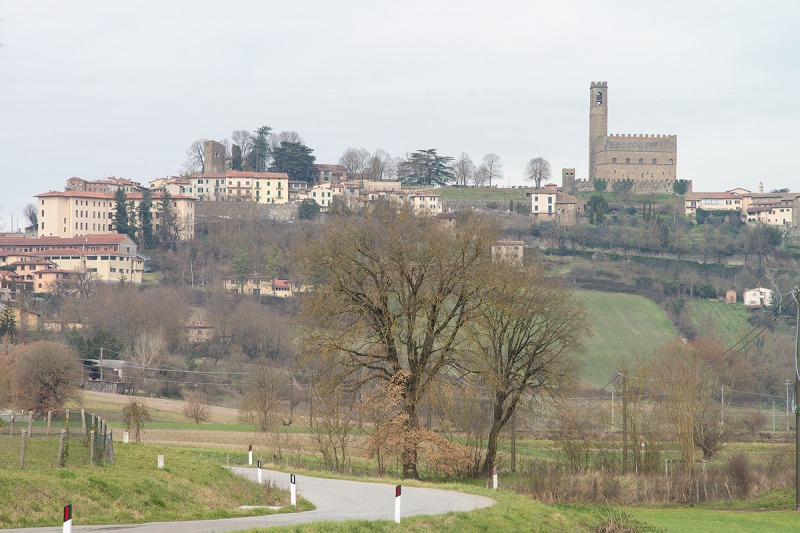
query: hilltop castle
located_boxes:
[588,82,677,184]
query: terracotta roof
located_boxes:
[35,191,194,201]
[556,192,576,204]
[495,241,524,245]
[685,192,742,200]
[0,235,129,247]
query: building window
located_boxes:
[625,158,630,164]
[669,159,674,164]
[612,158,617,163]
[641,173,644,178]
[639,158,643,164]
[652,158,657,164]
[596,91,602,105]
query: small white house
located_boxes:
[742,287,773,308]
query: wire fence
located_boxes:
[0,409,115,468]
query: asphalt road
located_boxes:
[5,467,495,533]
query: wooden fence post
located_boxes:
[47,411,52,435]
[57,429,67,467]
[90,429,95,466]
[20,429,27,468]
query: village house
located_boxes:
[492,241,524,266]
[684,191,744,217]
[527,183,582,227]
[313,164,347,184]
[35,190,195,240]
[742,287,773,308]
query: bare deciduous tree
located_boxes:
[12,341,83,415]
[365,149,394,181]
[468,264,588,475]
[231,130,254,159]
[182,139,207,174]
[338,147,371,183]
[473,164,489,187]
[296,204,499,479]
[451,152,475,187]
[239,364,287,431]
[182,391,210,424]
[524,157,552,188]
[481,153,503,187]
[122,398,150,442]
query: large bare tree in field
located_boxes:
[296,205,498,479]
[481,153,503,187]
[451,152,475,187]
[524,157,551,188]
[468,264,588,475]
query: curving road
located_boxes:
[4,467,495,532]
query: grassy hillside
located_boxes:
[576,291,680,387]
[683,299,750,339]
[433,186,529,201]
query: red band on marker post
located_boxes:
[396,485,401,497]
[64,504,71,522]
[249,445,252,451]
[493,466,497,475]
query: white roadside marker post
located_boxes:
[158,455,164,469]
[248,444,253,466]
[257,460,262,485]
[493,466,498,490]
[123,431,129,444]
[395,485,401,524]
[290,474,297,506]
[63,504,72,533]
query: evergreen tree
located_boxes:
[232,247,252,291]
[0,304,17,339]
[158,191,176,249]
[112,188,129,235]
[125,200,138,240]
[270,141,317,182]
[397,149,454,186]
[137,190,154,248]
[263,243,288,279]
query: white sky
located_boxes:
[1,1,798,228]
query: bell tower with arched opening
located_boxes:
[589,81,608,180]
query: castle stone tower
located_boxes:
[203,140,226,174]
[589,81,608,180]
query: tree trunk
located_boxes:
[481,393,507,477]
[402,401,420,480]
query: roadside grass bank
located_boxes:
[241,489,652,533]
[0,440,311,528]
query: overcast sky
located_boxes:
[1,1,797,229]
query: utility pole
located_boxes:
[100,347,103,382]
[794,286,799,512]
[720,387,724,433]
[622,375,628,475]
[611,389,615,432]
[786,379,791,433]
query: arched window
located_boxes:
[640,173,644,178]
[625,158,630,164]
[669,159,674,164]
[639,158,644,164]
[597,91,603,105]
[612,157,617,163]
[652,158,657,164]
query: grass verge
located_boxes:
[0,441,312,528]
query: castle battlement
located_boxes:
[607,133,676,140]
[590,81,608,87]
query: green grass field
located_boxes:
[0,439,311,527]
[433,186,530,201]
[576,291,680,387]
[627,507,799,533]
[683,300,751,339]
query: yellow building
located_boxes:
[35,190,195,240]
[252,172,290,204]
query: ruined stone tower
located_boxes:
[203,140,227,174]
